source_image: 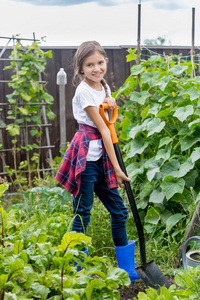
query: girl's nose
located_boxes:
[93,64,100,72]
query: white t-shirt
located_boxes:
[72,81,110,161]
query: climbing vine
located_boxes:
[4,41,55,191]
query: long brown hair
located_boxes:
[72,41,109,97]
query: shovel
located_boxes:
[99,103,170,289]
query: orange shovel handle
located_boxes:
[99,103,118,144]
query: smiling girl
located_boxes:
[55,41,139,282]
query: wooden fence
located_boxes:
[0,45,196,174]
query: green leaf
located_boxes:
[147,161,160,182]
[131,64,144,75]
[155,145,171,162]
[112,77,135,99]
[177,158,194,178]
[161,176,185,200]
[146,118,165,137]
[170,65,188,76]
[4,292,18,299]
[145,207,160,225]
[130,91,151,105]
[126,162,144,180]
[58,232,91,253]
[166,213,184,231]
[190,147,200,163]
[47,109,56,120]
[141,71,160,87]
[13,240,23,255]
[0,183,9,197]
[180,136,200,152]
[6,124,20,136]
[126,138,149,158]
[156,75,173,91]
[141,105,149,120]
[161,159,179,179]
[21,93,31,102]
[189,118,200,130]
[43,93,54,105]
[156,107,171,118]
[179,87,200,101]
[173,105,194,122]
[31,80,40,92]
[129,124,145,139]
[149,189,165,204]
[148,103,160,116]
[31,282,50,299]
[18,107,29,115]
[29,129,38,136]
[159,137,173,148]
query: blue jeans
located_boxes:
[72,157,128,246]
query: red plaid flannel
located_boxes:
[55,124,118,196]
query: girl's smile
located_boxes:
[81,51,107,90]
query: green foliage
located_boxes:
[134,266,200,299]
[0,187,130,299]
[4,40,55,191]
[114,49,200,239]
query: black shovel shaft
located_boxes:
[113,143,147,268]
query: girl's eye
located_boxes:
[87,64,93,67]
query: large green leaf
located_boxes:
[146,118,165,137]
[31,282,50,299]
[0,183,9,197]
[179,87,200,101]
[6,124,20,136]
[145,207,160,225]
[177,158,194,178]
[170,65,188,76]
[180,136,200,152]
[149,189,165,204]
[141,71,160,87]
[173,105,194,122]
[166,213,185,231]
[155,145,171,162]
[131,64,144,75]
[159,137,173,148]
[156,107,171,118]
[189,119,200,130]
[147,161,160,182]
[161,176,185,200]
[148,103,160,116]
[58,232,91,253]
[156,75,173,91]
[126,162,144,180]
[126,138,149,158]
[141,105,149,120]
[190,147,200,163]
[129,124,145,139]
[130,91,151,105]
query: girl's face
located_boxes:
[81,50,107,90]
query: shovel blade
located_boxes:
[136,260,170,289]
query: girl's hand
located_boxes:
[115,169,132,189]
[104,96,116,110]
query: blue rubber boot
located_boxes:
[74,248,88,271]
[115,240,140,283]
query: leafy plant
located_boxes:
[4,40,55,191]
[114,49,200,239]
[134,266,200,299]
[0,187,130,299]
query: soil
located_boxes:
[118,277,176,299]
[118,280,146,299]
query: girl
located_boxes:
[56,41,139,282]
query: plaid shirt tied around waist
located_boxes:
[55,123,118,196]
